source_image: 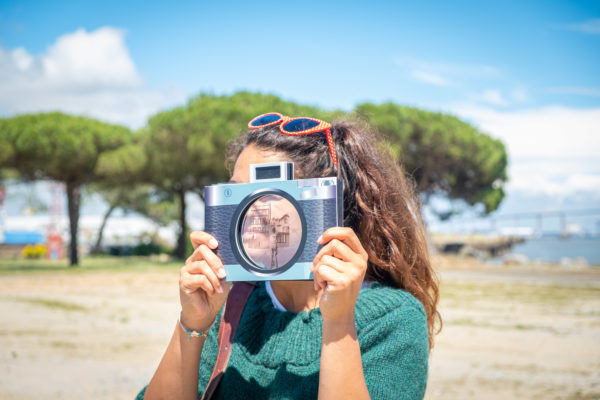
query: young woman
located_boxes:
[137,114,440,400]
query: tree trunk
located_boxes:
[417,164,432,194]
[92,204,117,254]
[175,188,187,260]
[66,182,81,266]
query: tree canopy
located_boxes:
[0,113,130,184]
[354,102,507,215]
[0,112,132,265]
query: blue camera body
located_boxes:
[204,162,343,281]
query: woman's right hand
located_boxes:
[179,231,230,332]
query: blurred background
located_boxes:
[0,1,598,399]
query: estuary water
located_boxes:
[507,236,600,265]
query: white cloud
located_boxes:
[510,86,529,103]
[12,47,33,70]
[410,70,452,86]
[395,56,502,82]
[507,164,600,198]
[448,104,600,199]
[450,104,600,159]
[478,89,509,106]
[42,27,142,88]
[0,27,186,128]
[565,18,600,35]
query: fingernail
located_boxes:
[317,235,323,244]
[217,268,226,278]
[209,239,218,248]
[217,286,223,294]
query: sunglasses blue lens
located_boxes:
[282,118,319,132]
[251,114,282,127]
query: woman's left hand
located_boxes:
[311,227,369,324]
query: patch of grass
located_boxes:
[491,363,541,373]
[0,255,182,274]
[574,310,600,317]
[449,317,477,326]
[50,341,76,349]
[116,342,134,351]
[17,297,88,312]
[0,329,50,336]
[512,323,561,333]
[448,317,562,334]
[441,281,600,308]
[566,390,600,400]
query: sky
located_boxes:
[1,0,599,234]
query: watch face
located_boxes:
[240,194,303,270]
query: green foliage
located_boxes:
[0,112,131,184]
[0,131,12,167]
[354,102,508,214]
[95,142,147,183]
[0,256,182,274]
[132,241,170,256]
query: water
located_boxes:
[507,237,600,265]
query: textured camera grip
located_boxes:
[297,198,338,263]
[205,204,238,265]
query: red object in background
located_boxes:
[47,233,63,260]
[0,188,5,206]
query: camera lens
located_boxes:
[240,194,303,270]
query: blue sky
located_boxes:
[1,0,599,233]
[2,0,599,110]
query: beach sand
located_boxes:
[0,256,599,399]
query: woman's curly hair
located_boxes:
[226,118,441,348]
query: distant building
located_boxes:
[2,231,45,245]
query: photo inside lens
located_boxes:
[241,195,302,270]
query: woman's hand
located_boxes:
[311,227,369,324]
[179,231,230,332]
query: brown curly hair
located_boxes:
[226,118,441,348]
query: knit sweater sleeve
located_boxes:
[357,292,429,400]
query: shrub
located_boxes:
[132,241,170,256]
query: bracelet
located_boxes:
[179,312,212,341]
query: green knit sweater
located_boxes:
[136,282,429,399]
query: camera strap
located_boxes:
[201,281,256,400]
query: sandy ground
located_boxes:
[1,258,599,399]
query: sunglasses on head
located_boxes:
[248,112,338,167]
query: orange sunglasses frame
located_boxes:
[248,112,338,167]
